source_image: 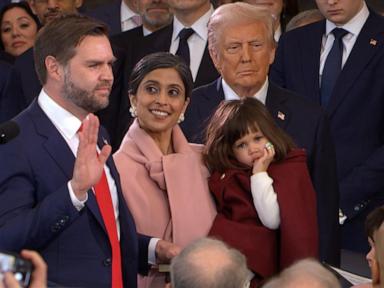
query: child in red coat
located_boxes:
[203,98,318,285]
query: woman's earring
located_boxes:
[129,106,137,118]
[178,113,185,124]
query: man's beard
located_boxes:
[61,68,110,113]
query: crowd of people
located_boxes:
[0,0,384,287]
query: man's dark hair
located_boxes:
[33,13,108,85]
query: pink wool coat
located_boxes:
[113,120,216,287]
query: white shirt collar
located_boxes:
[37,89,82,141]
[121,0,137,23]
[325,1,369,37]
[172,5,213,42]
[222,77,269,104]
[143,26,152,36]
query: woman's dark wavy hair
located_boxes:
[203,97,296,173]
[0,2,41,50]
[129,52,193,100]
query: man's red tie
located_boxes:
[94,165,123,288]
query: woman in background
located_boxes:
[0,2,39,59]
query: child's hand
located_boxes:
[252,142,275,174]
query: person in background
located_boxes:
[87,0,141,35]
[352,207,384,288]
[285,9,324,31]
[114,52,216,288]
[0,250,47,288]
[241,0,285,41]
[270,0,384,253]
[262,259,341,288]
[111,0,173,50]
[204,98,318,285]
[168,238,252,288]
[0,2,39,59]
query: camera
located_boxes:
[0,251,32,287]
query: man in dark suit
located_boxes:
[87,0,141,36]
[0,60,24,123]
[4,0,127,150]
[110,0,172,49]
[128,0,219,89]
[0,14,178,287]
[270,0,384,253]
[181,2,340,266]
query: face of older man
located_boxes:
[28,0,82,25]
[137,0,172,32]
[211,21,275,97]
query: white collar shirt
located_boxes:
[121,0,141,32]
[222,77,269,104]
[319,1,369,80]
[169,5,214,81]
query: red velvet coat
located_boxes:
[209,149,318,279]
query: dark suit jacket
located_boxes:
[128,23,219,88]
[181,78,340,265]
[270,10,384,252]
[110,25,144,50]
[86,0,122,35]
[0,50,14,64]
[0,100,150,287]
[0,60,24,123]
[5,45,127,150]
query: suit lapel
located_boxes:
[194,43,219,87]
[151,24,173,52]
[327,12,384,116]
[198,78,225,122]
[299,21,324,103]
[265,82,291,130]
[29,101,75,179]
[30,101,107,231]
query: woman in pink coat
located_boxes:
[113,52,217,288]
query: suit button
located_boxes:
[103,258,112,266]
[354,206,360,211]
[51,224,60,232]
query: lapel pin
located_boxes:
[370,39,377,46]
[103,137,109,145]
[277,111,285,121]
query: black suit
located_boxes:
[127,23,219,88]
[86,0,122,35]
[181,78,340,265]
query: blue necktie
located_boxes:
[320,28,348,107]
[176,28,194,66]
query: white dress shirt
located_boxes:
[221,78,280,229]
[222,77,269,104]
[38,89,121,234]
[319,2,369,83]
[121,0,141,32]
[169,6,214,81]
